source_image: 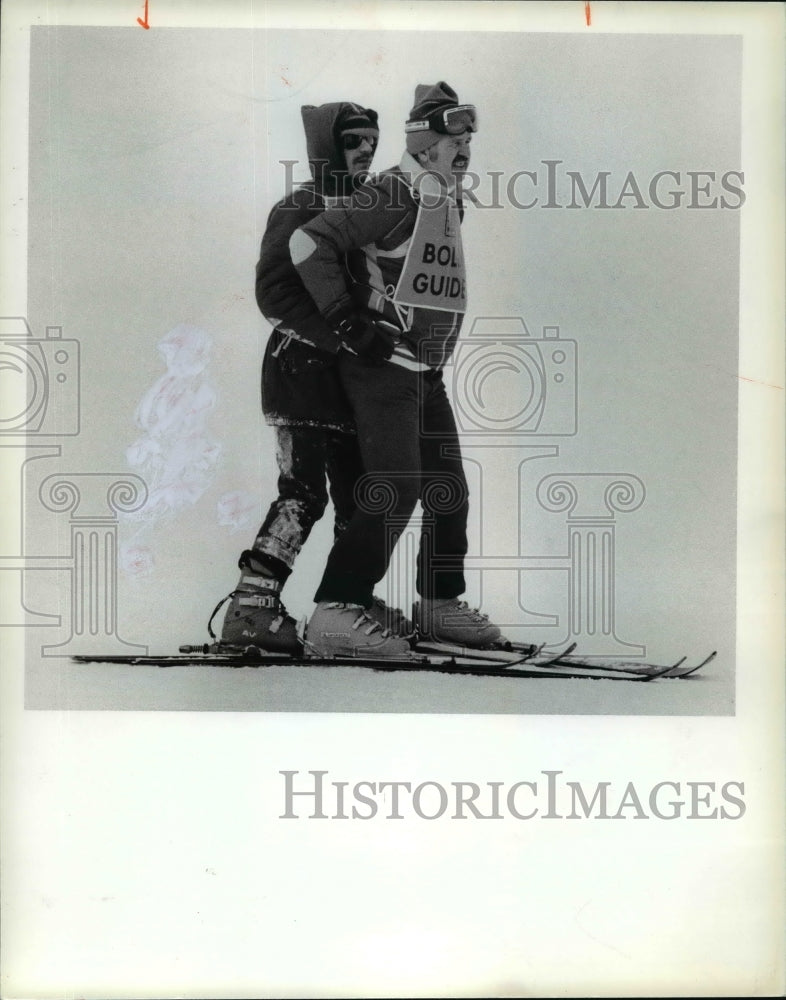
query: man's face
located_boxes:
[422,131,472,185]
[342,130,378,177]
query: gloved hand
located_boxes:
[329,305,396,364]
[277,337,334,376]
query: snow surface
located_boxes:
[25,654,732,716]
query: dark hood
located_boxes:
[301,102,378,197]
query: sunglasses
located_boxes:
[405,104,478,137]
[342,132,379,150]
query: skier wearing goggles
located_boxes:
[289,82,506,659]
[405,103,478,136]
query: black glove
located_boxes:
[330,306,396,364]
[277,338,334,376]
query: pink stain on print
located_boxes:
[121,325,221,578]
[119,544,156,578]
[126,324,221,520]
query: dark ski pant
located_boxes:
[314,355,469,607]
[250,425,363,581]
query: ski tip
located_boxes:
[663,650,719,678]
[690,650,718,671]
[649,664,678,680]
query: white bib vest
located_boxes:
[393,196,467,314]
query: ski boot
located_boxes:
[366,595,416,640]
[415,597,502,648]
[305,602,410,658]
[209,571,301,655]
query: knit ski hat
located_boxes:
[405,81,460,155]
[334,103,379,141]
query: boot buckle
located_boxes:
[237,595,279,609]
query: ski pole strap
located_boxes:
[206,593,233,640]
[271,330,295,358]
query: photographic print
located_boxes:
[1,1,783,997]
[11,8,746,716]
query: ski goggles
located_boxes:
[405,104,478,136]
[341,131,379,150]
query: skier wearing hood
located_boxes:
[289,82,504,658]
[213,101,405,653]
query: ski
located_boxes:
[547,650,718,679]
[413,640,664,681]
[71,640,715,682]
[545,653,684,679]
[661,650,717,678]
[71,642,656,681]
[414,640,575,666]
[487,637,671,675]
[453,638,713,679]
[484,641,676,678]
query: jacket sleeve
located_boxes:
[255,193,341,354]
[290,179,414,319]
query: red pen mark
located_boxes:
[585,2,591,26]
[738,375,784,391]
[137,0,150,29]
